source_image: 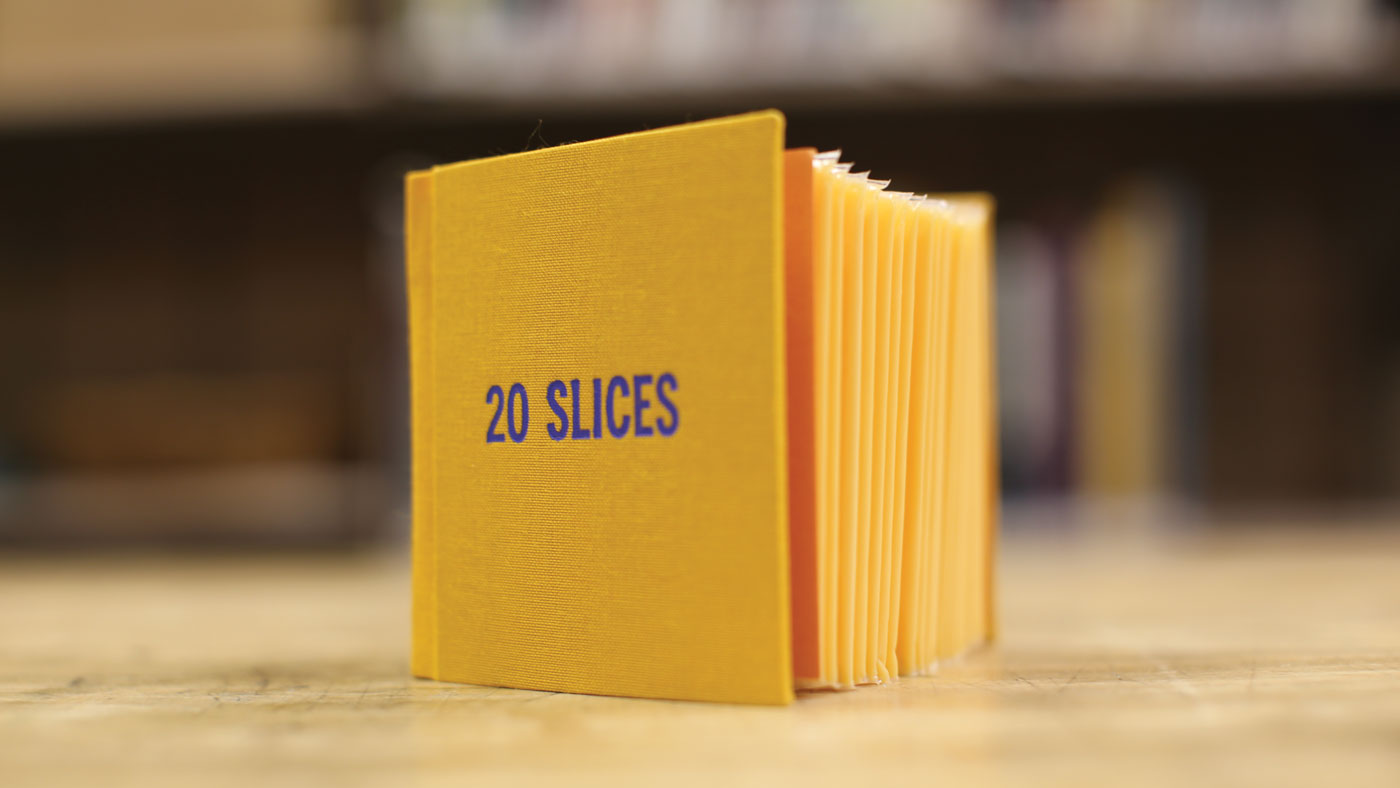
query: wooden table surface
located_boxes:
[4,513,1399,786]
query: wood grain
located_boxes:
[3,516,1398,786]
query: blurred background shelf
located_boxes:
[3,0,1397,129]
[1,0,1398,545]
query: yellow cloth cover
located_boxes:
[407,111,794,705]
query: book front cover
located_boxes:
[413,111,794,704]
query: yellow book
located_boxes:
[407,111,997,704]
[1076,182,1174,498]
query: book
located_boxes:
[1074,178,1197,500]
[406,111,996,704]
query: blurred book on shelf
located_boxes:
[995,154,1400,507]
[995,222,1071,495]
[998,177,1205,503]
[383,0,1398,102]
[1075,180,1201,499]
[0,0,369,124]
[2,0,1396,127]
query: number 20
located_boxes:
[485,383,529,443]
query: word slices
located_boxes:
[486,374,679,444]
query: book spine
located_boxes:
[406,170,438,679]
